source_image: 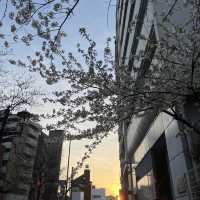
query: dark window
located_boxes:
[1,160,8,166]
[120,0,129,46]
[119,0,125,27]
[122,0,136,65]
[3,130,19,137]
[138,25,157,78]
[93,195,101,198]
[1,137,13,143]
[128,0,149,69]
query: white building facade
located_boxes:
[116,0,200,200]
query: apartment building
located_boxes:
[0,110,42,200]
[0,110,65,200]
[116,1,200,200]
[29,130,64,200]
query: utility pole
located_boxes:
[65,139,72,200]
[70,167,74,200]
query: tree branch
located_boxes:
[163,0,179,21]
[30,0,56,20]
[54,0,80,43]
[0,0,8,21]
[163,109,200,135]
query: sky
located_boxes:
[61,133,120,196]
[0,0,120,196]
[56,0,120,196]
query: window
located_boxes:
[128,0,149,68]
[122,0,136,65]
[137,25,157,78]
[137,170,156,200]
[93,195,101,198]
[120,0,130,46]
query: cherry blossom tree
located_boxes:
[0,0,80,48]
[0,75,40,111]
[6,0,199,137]
[3,0,200,174]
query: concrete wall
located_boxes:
[128,111,190,200]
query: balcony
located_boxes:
[23,146,36,157]
[1,142,12,149]
[24,136,37,147]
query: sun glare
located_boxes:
[109,184,120,197]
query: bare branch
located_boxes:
[163,0,179,21]
[0,0,8,21]
[54,0,80,43]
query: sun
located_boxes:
[109,184,120,197]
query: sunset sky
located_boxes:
[58,0,120,196]
[61,133,120,196]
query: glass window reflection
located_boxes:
[137,170,156,200]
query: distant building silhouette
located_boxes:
[92,187,106,200]
[42,130,64,200]
[71,167,92,200]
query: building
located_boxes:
[92,187,106,200]
[106,196,117,200]
[71,191,84,200]
[71,169,113,200]
[57,180,67,200]
[42,130,64,200]
[71,167,92,200]
[0,110,65,200]
[28,133,48,200]
[116,1,200,200]
[28,130,64,200]
[0,110,42,200]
